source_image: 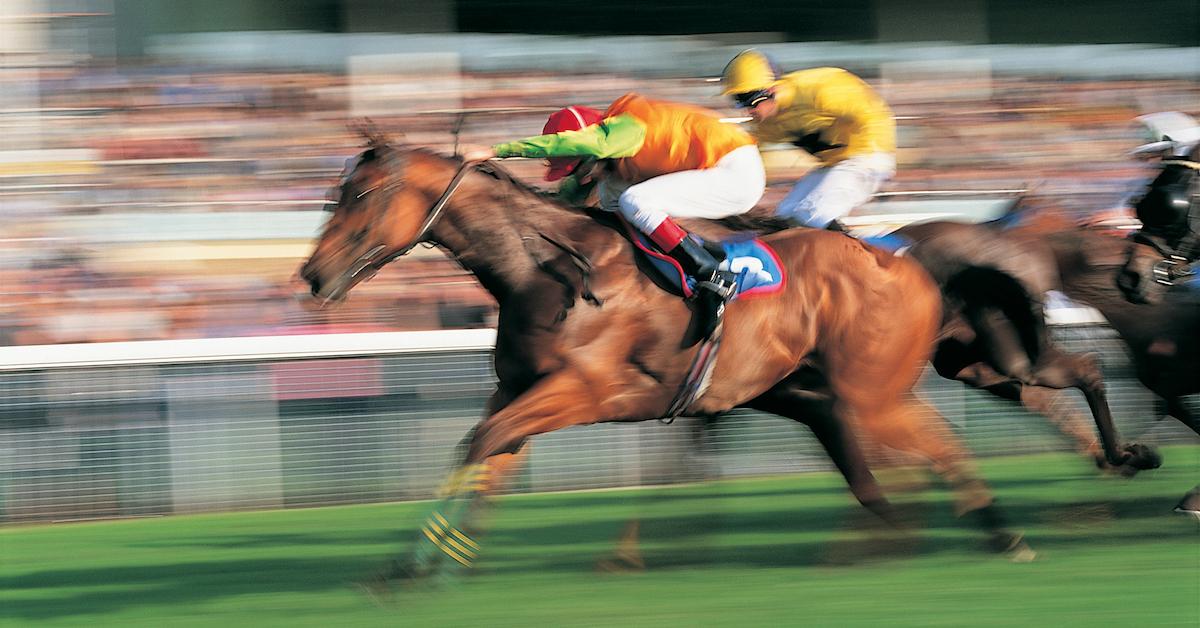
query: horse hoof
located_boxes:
[353,576,398,608]
[1007,540,1037,563]
[1174,487,1200,520]
[1123,443,1163,471]
[988,531,1035,562]
[1117,463,1142,478]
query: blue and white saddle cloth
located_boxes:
[626,228,786,300]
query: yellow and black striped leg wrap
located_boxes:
[409,463,490,578]
[436,463,491,499]
[420,511,481,570]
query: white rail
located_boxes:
[0,330,498,372]
[0,307,1108,373]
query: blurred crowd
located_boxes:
[0,62,1196,346]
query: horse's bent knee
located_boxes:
[467,420,522,462]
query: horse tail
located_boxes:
[944,266,1045,364]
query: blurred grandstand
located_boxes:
[0,1,1195,347]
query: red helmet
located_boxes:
[541,105,604,181]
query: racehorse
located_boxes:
[835,204,1186,501]
[300,135,1028,586]
[1016,211,1198,427]
[890,213,1165,474]
[1030,214,1198,511]
[886,206,1191,455]
[713,203,1164,477]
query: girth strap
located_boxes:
[663,301,727,421]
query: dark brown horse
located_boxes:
[892,216,1162,473]
[1030,218,1198,429]
[300,139,1027,585]
[1015,214,1198,512]
[827,206,1184,482]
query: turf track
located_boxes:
[2,447,1197,627]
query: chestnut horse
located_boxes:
[300,139,1026,585]
[715,204,1163,478]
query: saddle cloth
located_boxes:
[858,232,913,255]
[626,228,786,299]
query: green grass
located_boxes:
[2,448,1197,627]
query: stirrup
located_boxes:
[695,271,737,301]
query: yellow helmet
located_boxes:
[721,50,779,96]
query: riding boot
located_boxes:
[667,235,738,338]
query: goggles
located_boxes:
[732,89,772,109]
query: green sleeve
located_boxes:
[493,114,645,159]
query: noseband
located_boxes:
[1130,232,1195,286]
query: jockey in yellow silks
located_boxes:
[721,49,897,229]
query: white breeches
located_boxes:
[775,152,896,228]
[599,144,765,234]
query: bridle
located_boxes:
[1129,231,1195,286]
[323,151,475,301]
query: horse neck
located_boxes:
[417,164,588,302]
[1048,230,1147,336]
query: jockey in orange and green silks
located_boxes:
[485,92,767,312]
[721,49,897,229]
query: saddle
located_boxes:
[623,224,786,300]
[618,220,786,419]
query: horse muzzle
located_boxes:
[301,244,388,305]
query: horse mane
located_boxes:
[717,210,794,235]
[391,145,610,220]
[397,144,617,309]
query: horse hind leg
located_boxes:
[746,382,928,566]
[853,396,1036,561]
[748,380,900,527]
[968,306,1160,473]
[1025,349,1162,473]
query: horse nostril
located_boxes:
[300,267,321,295]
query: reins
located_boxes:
[380,159,476,263]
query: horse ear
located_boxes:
[352,118,385,147]
[351,118,405,149]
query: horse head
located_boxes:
[300,133,463,303]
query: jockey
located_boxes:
[720,49,896,229]
[1127,111,1200,262]
[463,93,766,322]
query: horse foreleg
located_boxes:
[1026,349,1161,473]
[932,342,1099,460]
[467,370,624,462]
[451,388,532,495]
[405,370,649,584]
[1016,385,1107,468]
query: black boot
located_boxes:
[669,236,738,338]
